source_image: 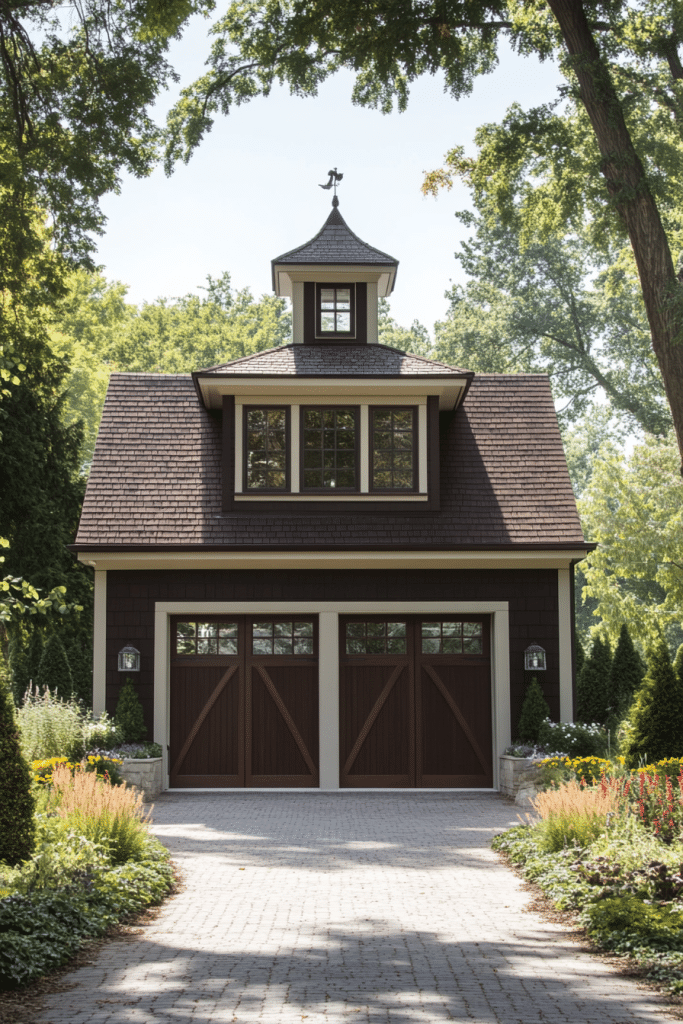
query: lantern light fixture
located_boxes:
[118,645,141,672]
[524,644,547,671]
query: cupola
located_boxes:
[272,194,398,345]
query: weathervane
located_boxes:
[319,168,343,206]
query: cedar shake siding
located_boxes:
[75,372,584,549]
[105,568,561,741]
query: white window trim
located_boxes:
[235,397,427,498]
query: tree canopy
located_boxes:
[579,431,683,652]
[433,218,671,435]
[163,0,683,466]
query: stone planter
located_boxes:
[499,755,542,805]
[120,757,163,802]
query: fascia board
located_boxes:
[195,376,468,411]
[77,548,592,572]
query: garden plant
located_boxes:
[494,754,683,995]
[0,759,172,990]
[0,672,171,990]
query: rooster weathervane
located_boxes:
[319,168,343,196]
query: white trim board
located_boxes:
[79,549,588,572]
[153,601,512,794]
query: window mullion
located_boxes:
[360,406,369,493]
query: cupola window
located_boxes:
[317,284,355,336]
[302,407,358,490]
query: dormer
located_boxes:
[193,196,473,514]
[271,197,398,345]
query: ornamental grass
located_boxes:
[531,778,625,852]
[47,763,150,864]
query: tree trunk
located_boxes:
[546,0,683,467]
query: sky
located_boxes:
[96,16,564,332]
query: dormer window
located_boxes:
[317,285,355,337]
[302,407,358,490]
[371,407,416,491]
[245,407,289,490]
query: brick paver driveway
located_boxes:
[38,793,672,1024]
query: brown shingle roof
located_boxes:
[197,343,470,377]
[272,203,398,268]
[75,373,586,549]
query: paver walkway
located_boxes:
[37,793,673,1024]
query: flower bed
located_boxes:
[493,760,683,994]
[0,764,173,990]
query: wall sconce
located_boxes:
[118,645,141,672]
[524,644,547,671]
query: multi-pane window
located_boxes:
[176,621,239,655]
[252,621,314,656]
[371,408,416,491]
[345,621,407,655]
[421,621,483,655]
[317,285,354,335]
[245,407,287,490]
[302,407,357,490]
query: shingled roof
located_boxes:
[196,344,470,378]
[75,373,587,550]
[272,201,398,269]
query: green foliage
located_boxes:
[377,299,432,357]
[562,407,631,501]
[25,631,43,690]
[36,634,73,701]
[575,636,585,679]
[537,720,605,758]
[0,672,35,866]
[584,898,683,954]
[82,713,121,752]
[493,808,683,993]
[608,624,645,723]
[576,636,612,725]
[0,824,172,989]
[623,642,683,766]
[62,633,93,709]
[579,433,683,653]
[432,221,670,436]
[516,676,550,744]
[536,811,610,855]
[17,690,84,762]
[115,681,147,744]
[0,345,91,611]
[7,635,28,707]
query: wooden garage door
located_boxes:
[340,617,492,788]
[170,617,319,788]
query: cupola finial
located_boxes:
[319,167,343,200]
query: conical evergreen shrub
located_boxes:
[115,679,147,743]
[575,636,585,678]
[63,635,93,708]
[623,642,683,766]
[8,634,29,706]
[0,672,36,864]
[576,635,612,724]
[36,633,73,699]
[25,630,43,689]
[517,676,550,743]
[607,624,644,721]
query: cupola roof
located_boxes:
[272,198,398,295]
